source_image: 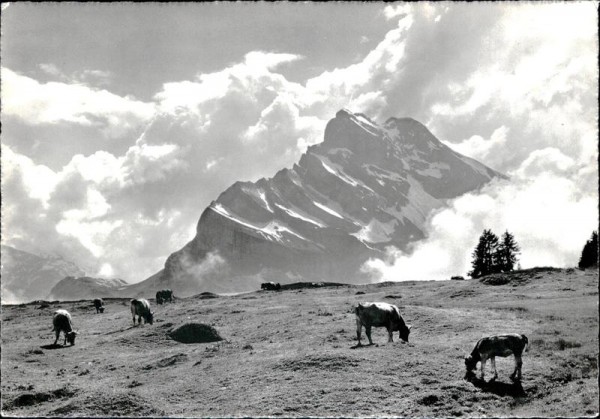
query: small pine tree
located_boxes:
[496,230,520,272]
[578,231,598,269]
[469,229,500,278]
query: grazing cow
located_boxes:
[261,282,281,291]
[93,298,104,313]
[355,302,411,346]
[156,289,174,305]
[465,333,529,381]
[52,309,77,346]
[130,299,154,326]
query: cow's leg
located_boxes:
[387,326,393,343]
[54,330,60,345]
[365,326,373,345]
[63,333,67,346]
[511,354,523,381]
[356,319,362,346]
[132,315,136,326]
[490,357,498,381]
[510,354,517,380]
[480,355,487,380]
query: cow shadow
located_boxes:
[40,344,69,350]
[465,372,526,397]
[103,326,135,335]
[350,341,411,349]
[350,343,372,349]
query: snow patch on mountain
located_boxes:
[318,155,376,193]
[275,203,325,228]
[313,201,344,219]
[351,219,398,243]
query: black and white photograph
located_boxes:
[1,2,598,417]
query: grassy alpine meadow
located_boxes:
[1,268,598,417]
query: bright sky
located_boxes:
[1,2,598,283]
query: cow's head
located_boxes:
[67,331,77,346]
[399,324,411,343]
[99,307,105,313]
[465,355,477,371]
[146,311,154,325]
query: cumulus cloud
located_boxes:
[383,4,410,21]
[447,126,509,171]
[1,142,196,281]
[1,67,154,138]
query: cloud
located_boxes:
[1,67,154,138]
[447,126,509,170]
[383,4,410,20]
[1,145,59,206]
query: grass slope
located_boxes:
[1,268,598,417]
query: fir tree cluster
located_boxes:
[469,229,520,279]
[578,231,598,270]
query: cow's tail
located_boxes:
[522,334,529,352]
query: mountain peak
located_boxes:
[384,116,421,125]
[154,110,505,295]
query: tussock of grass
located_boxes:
[556,338,582,350]
[169,323,222,344]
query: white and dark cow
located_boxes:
[465,333,529,381]
[52,309,77,346]
[261,282,281,291]
[355,302,411,346]
[156,289,173,305]
[130,299,154,326]
[93,298,104,313]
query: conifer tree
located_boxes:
[496,230,520,272]
[469,229,500,278]
[578,231,598,269]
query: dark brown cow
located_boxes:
[93,298,104,313]
[465,333,529,381]
[156,289,174,304]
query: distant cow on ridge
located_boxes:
[52,309,77,346]
[355,302,411,346]
[465,333,529,381]
[261,282,281,291]
[130,299,154,326]
[93,298,104,313]
[156,289,174,304]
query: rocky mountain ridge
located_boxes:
[155,109,504,295]
[47,276,129,301]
